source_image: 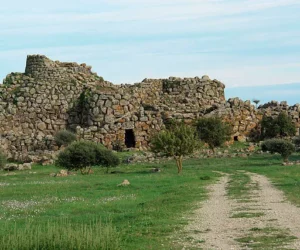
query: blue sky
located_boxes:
[1,0,300,104]
[226,83,300,106]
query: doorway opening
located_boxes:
[125,129,136,148]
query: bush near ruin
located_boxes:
[55,141,119,174]
[195,117,232,151]
[54,130,77,147]
[150,123,199,174]
[261,112,296,139]
[261,139,295,162]
[95,147,120,173]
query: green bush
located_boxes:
[261,112,296,139]
[95,146,120,173]
[54,130,77,147]
[112,140,124,152]
[261,139,295,162]
[56,141,119,174]
[0,150,7,169]
[195,117,232,151]
[150,123,199,173]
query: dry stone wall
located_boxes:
[259,101,300,133]
[0,55,299,162]
[204,98,262,141]
[72,76,225,150]
[25,55,93,81]
[0,55,112,161]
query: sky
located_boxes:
[0,0,300,104]
[225,83,300,106]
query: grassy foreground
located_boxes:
[1,151,300,249]
[0,158,219,249]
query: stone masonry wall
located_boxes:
[72,75,225,150]
[0,55,112,160]
[25,55,93,81]
[259,101,300,134]
[0,55,299,161]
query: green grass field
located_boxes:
[1,150,300,249]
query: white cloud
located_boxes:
[1,0,300,90]
[1,0,299,25]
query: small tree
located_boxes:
[54,130,77,147]
[150,123,199,174]
[261,112,296,139]
[195,117,232,152]
[252,99,260,108]
[277,112,296,137]
[56,141,119,174]
[260,115,276,138]
[0,150,7,169]
[261,139,295,162]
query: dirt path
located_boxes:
[181,172,300,250]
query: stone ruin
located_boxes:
[0,55,299,162]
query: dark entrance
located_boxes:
[234,136,239,142]
[125,129,136,148]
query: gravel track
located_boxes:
[182,172,300,250]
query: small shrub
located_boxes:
[261,139,295,162]
[162,79,181,92]
[112,140,124,152]
[54,130,77,147]
[0,150,7,169]
[95,149,120,173]
[56,141,96,173]
[150,123,199,173]
[56,141,119,174]
[163,118,178,130]
[142,104,157,111]
[199,176,211,180]
[248,125,261,142]
[261,112,296,139]
[195,117,232,151]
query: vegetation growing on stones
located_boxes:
[150,123,199,173]
[261,139,295,162]
[162,79,181,92]
[56,141,119,174]
[94,75,104,82]
[77,88,92,125]
[0,150,6,169]
[261,112,296,139]
[195,117,232,151]
[111,140,124,152]
[54,130,77,147]
[142,103,158,111]
[3,76,14,86]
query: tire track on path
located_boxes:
[181,172,300,249]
